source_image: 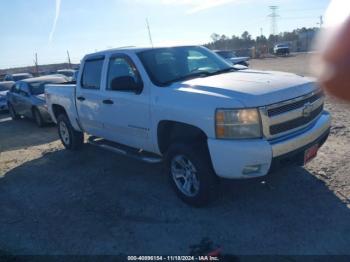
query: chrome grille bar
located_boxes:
[260,90,325,139]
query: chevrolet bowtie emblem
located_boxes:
[302,102,313,117]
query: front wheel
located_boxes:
[166,143,218,207]
[57,114,84,150]
[33,108,44,127]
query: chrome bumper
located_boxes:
[270,112,331,157]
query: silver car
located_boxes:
[4,73,33,82]
[56,69,77,82]
[214,50,250,67]
[7,76,67,127]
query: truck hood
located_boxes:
[177,70,317,107]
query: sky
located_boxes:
[0,0,331,69]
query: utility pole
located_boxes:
[268,6,279,36]
[318,15,323,28]
[67,50,72,69]
[260,27,263,37]
[146,18,154,48]
[34,53,39,76]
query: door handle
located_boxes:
[102,99,114,105]
[77,96,85,101]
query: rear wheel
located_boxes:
[33,108,44,127]
[57,114,84,150]
[166,143,218,207]
[8,103,20,120]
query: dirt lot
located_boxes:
[1,53,350,255]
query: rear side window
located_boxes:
[81,58,104,89]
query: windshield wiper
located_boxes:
[162,68,236,86]
[163,71,211,86]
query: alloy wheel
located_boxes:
[171,155,200,197]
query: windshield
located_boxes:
[138,46,232,86]
[216,51,236,59]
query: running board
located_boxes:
[88,136,162,164]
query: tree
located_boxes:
[210,33,220,42]
[205,27,318,53]
[241,31,251,41]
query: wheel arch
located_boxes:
[52,104,83,132]
[157,120,208,155]
[51,104,68,121]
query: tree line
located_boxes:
[205,27,319,56]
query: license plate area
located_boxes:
[304,144,319,164]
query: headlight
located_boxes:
[215,109,262,139]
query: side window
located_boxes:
[81,58,104,89]
[107,56,142,92]
[12,83,20,93]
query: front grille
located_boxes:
[269,104,323,135]
[267,92,323,117]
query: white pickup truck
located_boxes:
[46,46,331,206]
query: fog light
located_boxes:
[242,165,261,175]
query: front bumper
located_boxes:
[208,111,331,179]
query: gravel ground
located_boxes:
[0,53,350,256]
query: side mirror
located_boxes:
[111,76,141,93]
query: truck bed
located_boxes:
[45,84,79,128]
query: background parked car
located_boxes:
[56,69,77,82]
[7,76,67,127]
[273,44,290,56]
[214,50,250,66]
[0,81,14,111]
[4,73,33,82]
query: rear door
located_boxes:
[99,53,152,151]
[75,56,106,138]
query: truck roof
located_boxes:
[84,45,199,58]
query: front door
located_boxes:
[16,82,32,116]
[100,54,152,151]
[19,83,34,118]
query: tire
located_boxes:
[165,143,218,207]
[57,114,84,150]
[33,108,44,127]
[8,103,20,120]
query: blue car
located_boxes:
[0,81,14,111]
